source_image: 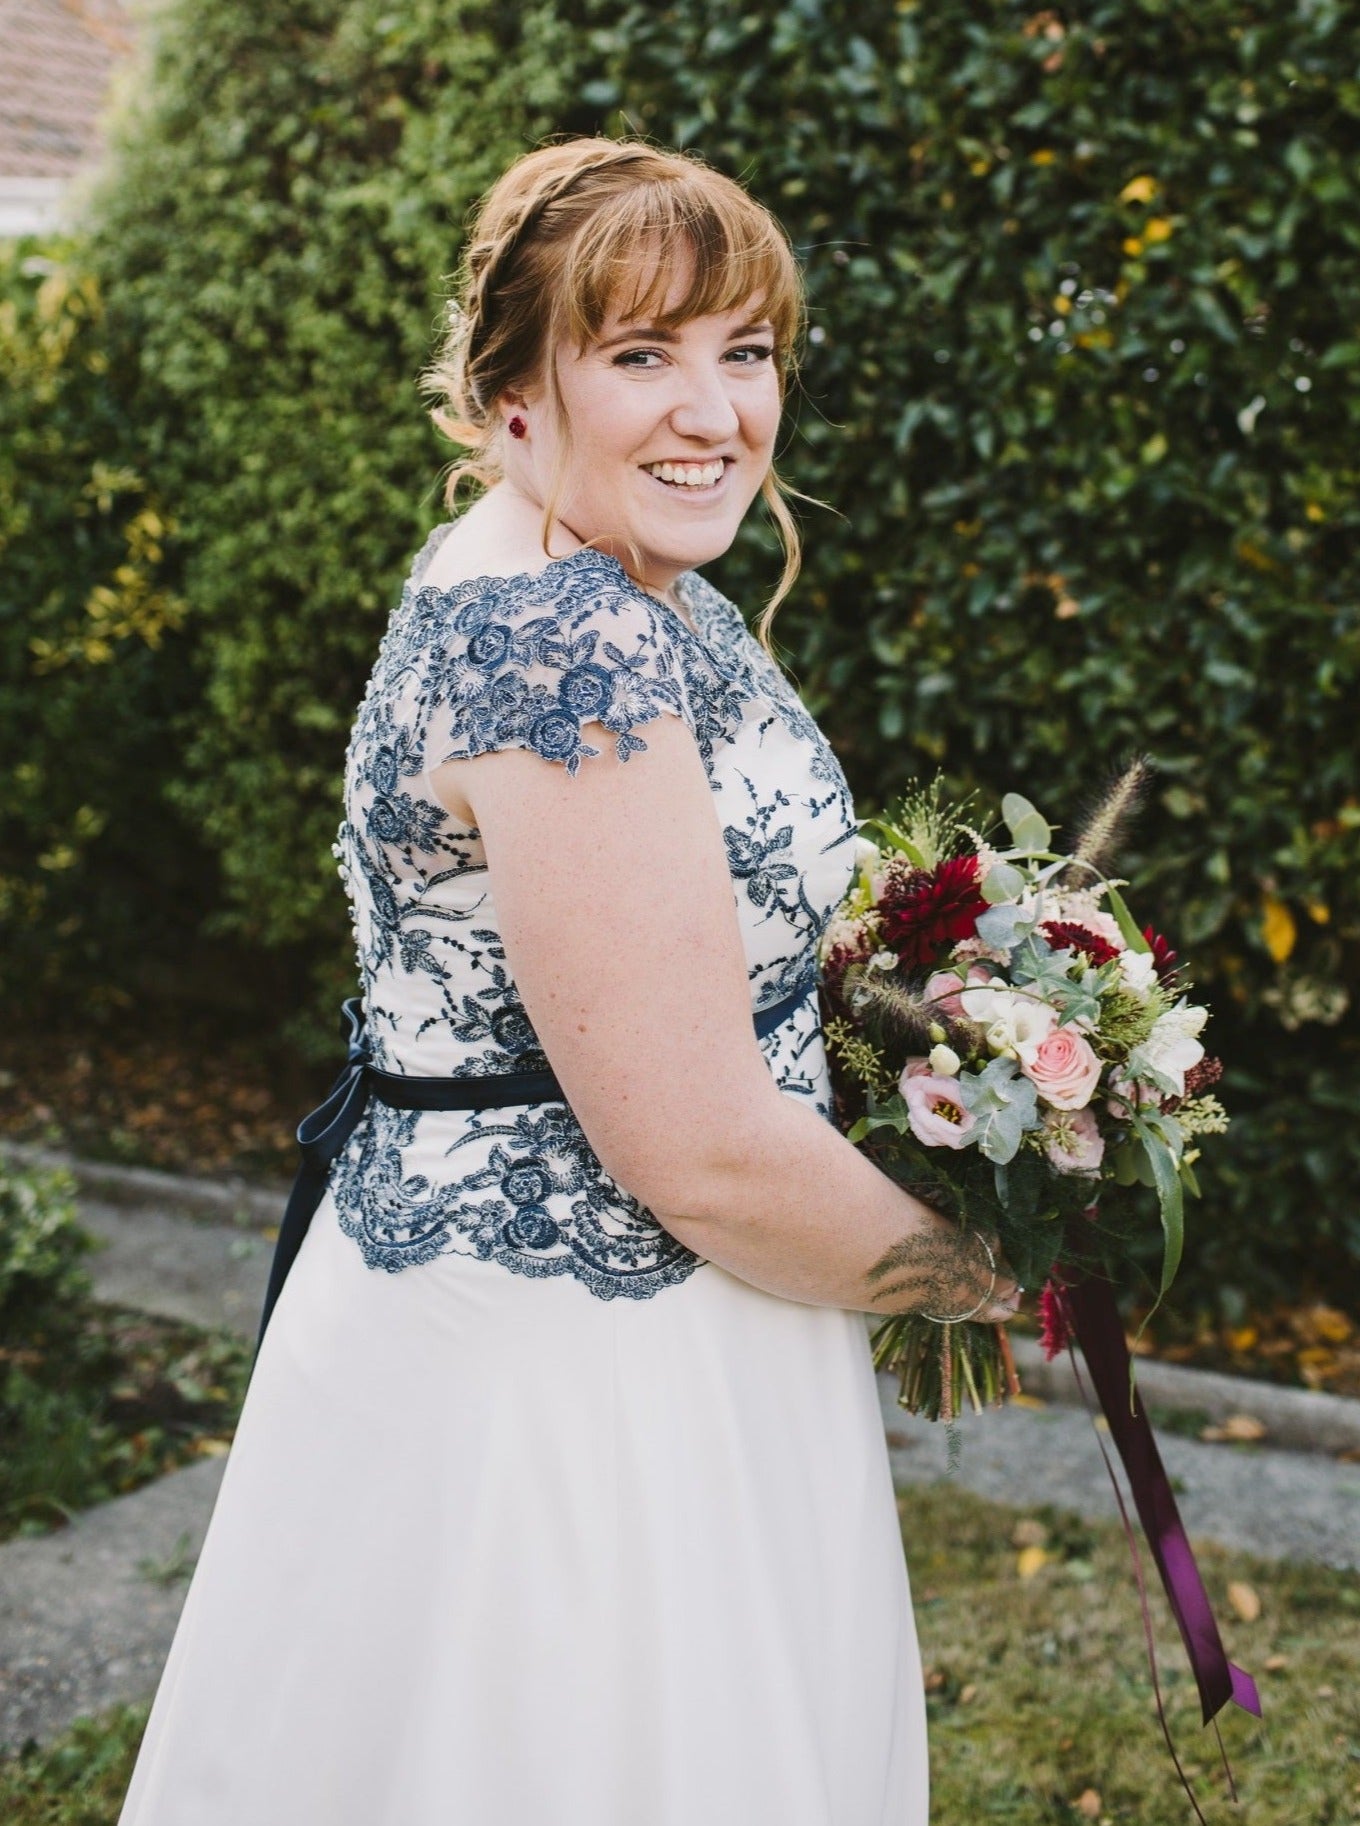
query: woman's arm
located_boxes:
[430,717,1017,1321]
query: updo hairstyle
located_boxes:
[424,137,808,646]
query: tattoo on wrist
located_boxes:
[864,1230,986,1316]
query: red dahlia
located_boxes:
[878,854,989,972]
[1041,920,1121,966]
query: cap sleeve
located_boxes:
[416,552,697,777]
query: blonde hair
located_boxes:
[423,137,808,652]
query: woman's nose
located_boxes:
[667,367,741,444]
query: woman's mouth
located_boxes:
[642,458,730,492]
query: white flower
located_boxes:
[1117,949,1159,996]
[1128,997,1208,1096]
[959,982,1058,1065]
[928,1042,961,1077]
[867,948,898,973]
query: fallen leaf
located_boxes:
[1017,1545,1050,1580]
[959,1684,978,1704]
[1315,1684,1335,1699]
[1228,1581,1261,1623]
[1264,1654,1289,1672]
[1075,1788,1102,1819]
[1201,1413,1267,1443]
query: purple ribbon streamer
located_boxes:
[1065,1270,1262,1727]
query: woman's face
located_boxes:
[506,273,783,596]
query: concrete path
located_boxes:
[77,1196,273,1338]
[0,1457,226,1751]
[1,1160,1358,1751]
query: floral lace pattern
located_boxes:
[327,525,858,1299]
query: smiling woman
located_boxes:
[115,137,1010,1826]
[422,138,807,645]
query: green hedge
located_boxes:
[0,247,207,1012]
[6,0,1357,1296]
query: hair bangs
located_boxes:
[557,175,802,371]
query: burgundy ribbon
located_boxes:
[1064,1268,1262,1728]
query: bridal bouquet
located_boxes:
[819,763,1228,1423]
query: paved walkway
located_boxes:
[2,1179,1358,1750]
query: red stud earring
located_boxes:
[507,415,527,440]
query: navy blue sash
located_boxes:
[254,981,816,1359]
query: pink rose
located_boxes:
[902,1075,976,1150]
[1042,1106,1105,1176]
[1022,1025,1102,1110]
[923,963,992,1020]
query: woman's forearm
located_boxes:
[640,1088,1000,1318]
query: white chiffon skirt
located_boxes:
[117,1190,928,1825]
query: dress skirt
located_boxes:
[117,1191,929,1825]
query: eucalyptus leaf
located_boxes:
[1009,810,1052,851]
[980,862,1026,903]
[1001,792,1041,835]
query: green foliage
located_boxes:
[0,247,205,1018]
[0,1160,252,1539]
[6,0,1357,1287]
[0,1701,148,1821]
[0,1161,93,1347]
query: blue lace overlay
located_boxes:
[328,530,857,1300]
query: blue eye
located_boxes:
[727,344,776,364]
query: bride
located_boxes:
[117,135,1021,1826]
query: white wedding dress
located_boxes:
[117,529,929,1826]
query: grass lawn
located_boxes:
[1,1483,1355,1823]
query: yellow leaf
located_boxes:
[1311,1306,1352,1344]
[1144,217,1174,243]
[1225,1326,1258,1352]
[1053,294,1072,314]
[1261,896,1297,963]
[1017,1545,1050,1579]
[1304,501,1326,522]
[1119,174,1158,203]
[1228,1580,1261,1622]
[1122,237,1144,258]
[1031,148,1056,165]
[1305,900,1330,924]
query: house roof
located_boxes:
[0,0,132,180]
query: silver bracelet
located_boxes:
[919,1229,999,1324]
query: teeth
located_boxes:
[647,460,725,487]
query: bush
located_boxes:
[0,246,206,1019]
[13,0,1357,1296]
[0,1159,93,1347]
